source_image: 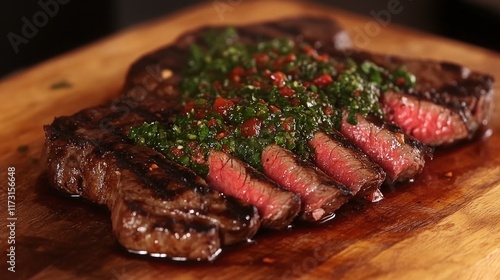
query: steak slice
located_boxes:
[381,90,469,146]
[339,114,430,183]
[206,150,301,229]
[261,145,352,222]
[44,100,260,261]
[309,131,386,198]
[327,49,494,145]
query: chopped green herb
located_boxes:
[129,28,417,176]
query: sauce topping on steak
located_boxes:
[129,28,417,175]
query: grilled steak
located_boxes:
[309,131,386,198]
[339,114,430,183]
[44,98,260,261]
[328,49,494,145]
[43,16,494,261]
[206,150,301,229]
[262,145,352,222]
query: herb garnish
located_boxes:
[129,28,416,175]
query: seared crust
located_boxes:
[44,97,260,261]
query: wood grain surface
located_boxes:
[1,0,499,279]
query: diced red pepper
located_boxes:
[171,147,183,158]
[254,53,269,68]
[269,105,282,114]
[188,141,197,149]
[279,86,295,97]
[207,118,217,127]
[240,117,262,137]
[323,105,334,116]
[195,110,207,119]
[247,67,257,75]
[284,53,297,63]
[303,45,317,56]
[315,53,329,62]
[216,132,226,139]
[291,98,301,107]
[395,77,406,87]
[213,96,235,117]
[281,117,295,132]
[270,71,287,87]
[184,100,195,114]
[313,73,333,86]
[252,80,262,87]
[230,66,245,82]
[213,80,223,90]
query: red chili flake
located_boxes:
[268,125,276,133]
[313,73,333,86]
[252,80,262,87]
[284,53,297,63]
[335,65,345,72]
[230,66,245,82]
[240,117,262,137]
[195,110,207,119]
[278,86,295,97]
[254,53,269,68]
[315,53,329,62]
[192,151,206,164]
[291,97,301,107]
[216,132,226,139]
[303,45,317,56]
[188,141,197,149]
[269,105,282,114]
[354,90,361,97]
[184,100,195,114]
[303,81,312,87]
[213,80,223,90]
[149,163,159,171]
[213,97,235,117]
[323,105,334,116]
[281,117,295,132]
[207,118,217,127]
[247,67,257,75]
[171,147,183,158]
[270,71,287,87]
[395,77,406,87]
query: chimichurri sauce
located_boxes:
[129,28,416,175]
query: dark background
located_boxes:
[1,0,499,78]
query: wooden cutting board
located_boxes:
[1,0,499,279]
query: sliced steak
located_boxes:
[206,150,301,229]
[261,145,352,222]
[327,49,494,145]
[44,101,260,261]
[381,90,470,146]
[339,114,430,183]
[309,131,386,198]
